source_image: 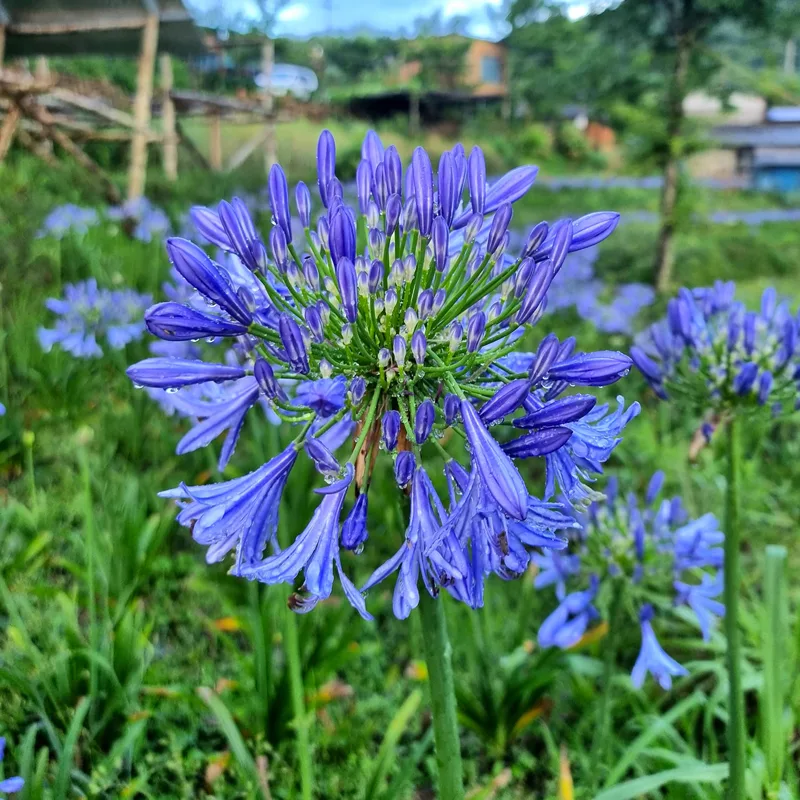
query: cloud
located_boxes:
[278,2,310,23]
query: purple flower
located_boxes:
[127,358,245,388]
[631,606,688,689]
[342,493,369,550]
[294,377,346,417]
[546,351,632,387]
[0,737,24,794]
[415,399,435,444]
[336,257,358,323]
[538,577,599,648]
[412,147,434,236]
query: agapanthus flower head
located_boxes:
[107,197,172,243]
[39,279,151,358]
[130,128,634,619]
[633,281,800,414]
[36,203,99,239]
[536,470,724,688]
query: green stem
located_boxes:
[284,602,313,800]
[724,415,745,800]
[590,581,623,786]
[419,592,465,800]
[78,447,99,722]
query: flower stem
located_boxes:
[418,592,465,800]
[724,415,745,800]
[285,596,314,800]
[590,581,623,787]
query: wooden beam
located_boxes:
[208,111,222,171]
[261,39,276,175]
[49,87,137,128]
[226,126,270,172]
[0,104,20,160]
[16,125,56,164]
[128,13,159,201]
[160,54,178,180]
[21,99,122,204]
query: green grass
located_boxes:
[1,149,799,799]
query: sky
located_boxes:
[190,0,599,41]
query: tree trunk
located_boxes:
[654,31,691,294]
[784,39,796,75]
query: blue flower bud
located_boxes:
[757,370,773,405]
[449,321,463,352]
[385,287,398,314]
[444,394,460,426]
[356,159,372,214]
[743,312,756,355]
[480,379,531,425]
[237,286,256,312]
[336,257,358,323]
[464,212,483,244]
[433,289,446,314]
[467,311,486,353]
[217,198,265,273]
[523,221,549,257]
[393,334,407,366]
[417,289,434,320]
[529,333,560,385]
[514,257,534,298]
[384,145,402,195]
[549,219,573,274]
[547,351,631,387]
[295,181,312,227]
[166,238,253,325]
[254,357,284,399]
[268,163,292,242]
[438,151,457,226]
[514,394,596,429]
[403,254,417,283]
[286,262,302,288]
[382,410,400,451]
[733,362,758,394]
[127,357,246,389]
[432,215,449,272]
[487,300,502,321]
[366,200,380,229]
[468,146,486,214]
[411,330,427,364]
[374,162,388,210]
[341,323,353,344]
[301,256,319,291]
[349,376,366,406]
[305,435,340,476]
[570,212,619,251]
[278,315,309,374]
[362,129,384,173]
[516,259,554,324]
[317,129,336,208]
[386,193,402,236]
[394,451,415,488]
[502,426,573,459]
[761,286,776,319]
[402,196,418,230]
[269,226,287,272]
[317,215,329,250]
[412,146,434,236]
[415,399,435,444]
[378,348,391,368]
[630,345,662,384]
[330,207,356,266]
[646,470,665,505]
[304,305,325,343]
[341,494,368,550]
[368,259,384,293]
[368,228,384,257]
[487,203,513,256]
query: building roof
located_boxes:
[753,148,800,168]
[712,124,800,149]
[765,107,800,124]
[0,0,207,58]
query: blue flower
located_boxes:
[0,737,24,794]
[134,127,635,619]
[538,576,599,648]
[631,605,688,689]
[161,445,297,567]
[675,572,725,641]
[36,203,99,239]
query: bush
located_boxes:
[517,123,553,160]
[554,121,591,162]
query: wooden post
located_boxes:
[208,111,222,171]
[0,104,20,161]
[128,14,159,201]
[0,26,6,67]
[160,53,178,180]
[261,39,277,175]
[409,91,420,136]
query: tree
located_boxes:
[595,0,775,292]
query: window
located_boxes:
[480,55,503,84]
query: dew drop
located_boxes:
[206,336,217,343]
[133,383,144,389]
[166,387,179,394]
[354,543,365,556]
[191,338,201,343]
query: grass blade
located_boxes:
[53,697,91,800]
[595,762,729,800]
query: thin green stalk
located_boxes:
[284,601,313,800]
[419,592,465,800]
[78,446,99,722]
[724,416,745,800]
[590,581,624,786]
[23,431,38,516]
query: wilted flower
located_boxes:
[632,281,800,413]
[38,279,151,358]
[130,129,635,619]
[536,471,724,687]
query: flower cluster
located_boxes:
[36,204,99,239]
[632,282,800,413]
[128,129,637,619]
[0,737,24,795]
[536,471,724,689]
[38,279,152,358]
[107,197,172,243]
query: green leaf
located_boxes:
[53,697,91,800]
[595,762,729,800]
